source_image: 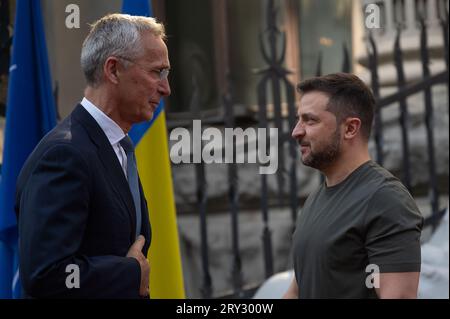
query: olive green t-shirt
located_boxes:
[292,161,423,299]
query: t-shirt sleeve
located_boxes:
[365,184,424,273]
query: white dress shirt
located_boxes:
[80,97,129,177]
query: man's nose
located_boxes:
[158,78,171,97]
[292,122,305,139]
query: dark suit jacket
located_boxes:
[15,104,151,298]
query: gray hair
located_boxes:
[81,13,166,86]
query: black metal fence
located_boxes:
[366,13,449,230]
[184,0,449,298]
[188,0,301,298]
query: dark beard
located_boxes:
[301,129,341,170]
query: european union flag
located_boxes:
[0,0,57,298]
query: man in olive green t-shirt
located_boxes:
[283,73,423,299]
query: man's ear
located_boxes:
[343,117,362,140]
[103,57,120,84]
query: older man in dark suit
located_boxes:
[15,13,170,298]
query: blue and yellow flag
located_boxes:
[0,0,57,298]
[122,0,185,299]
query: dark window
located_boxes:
[298,0,353,78]
[165,0,218,113]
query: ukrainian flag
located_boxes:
[122,0,185,299]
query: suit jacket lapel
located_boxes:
[72,104,137,241]
[138,179,151,255]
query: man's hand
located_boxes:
[283,276,299,299]
[126,235,150,297]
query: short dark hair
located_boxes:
[297,73,375,140]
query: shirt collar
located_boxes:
[80,97,126,146]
